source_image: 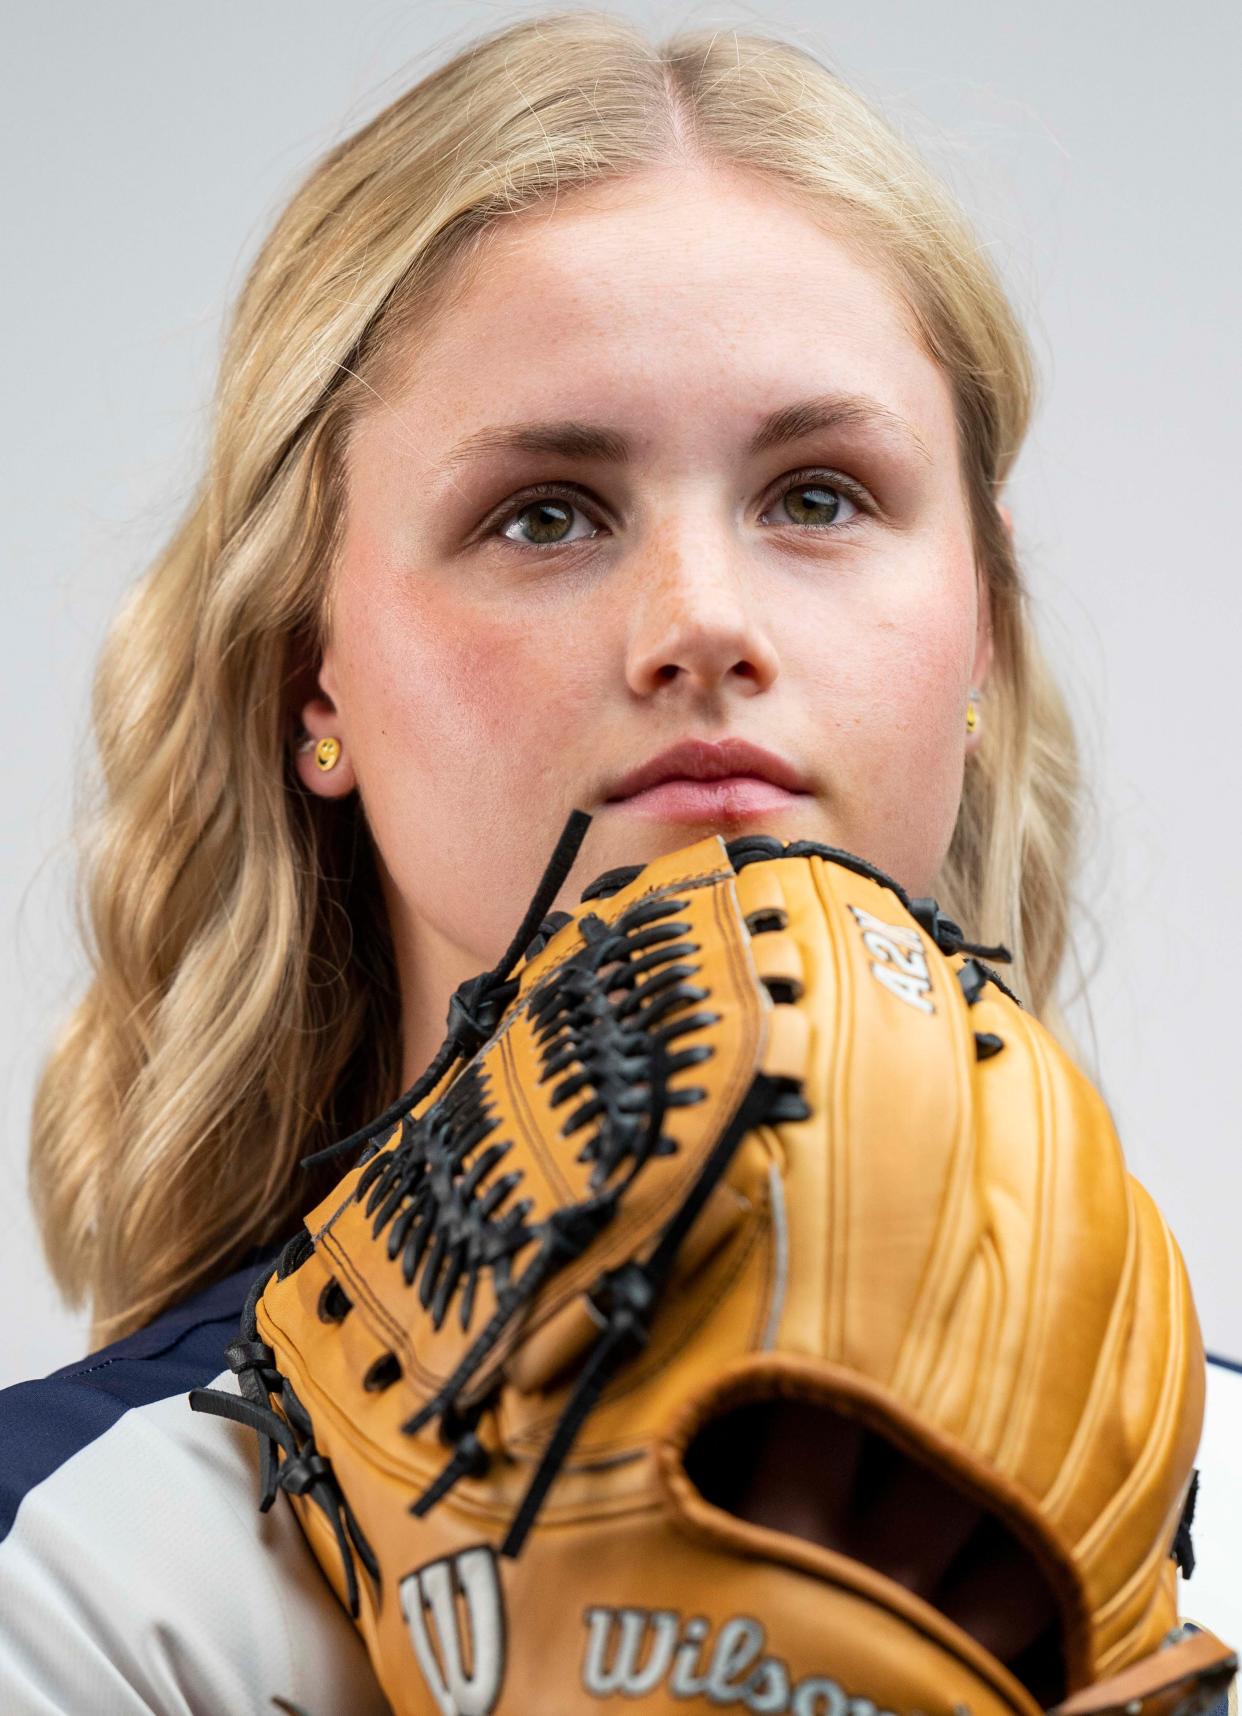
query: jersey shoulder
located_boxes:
[0,1246,390,1716]
[0,1244,279,1537]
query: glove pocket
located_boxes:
[658,1352,1094,1713]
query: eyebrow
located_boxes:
[439,391,933,475]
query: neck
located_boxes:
[378,868,497,1098]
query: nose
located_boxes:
[622,527,781,700]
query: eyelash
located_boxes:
[483,468,874,551]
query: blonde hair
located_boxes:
[31,9,1081,1345]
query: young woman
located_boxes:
[3,11,1235,1713]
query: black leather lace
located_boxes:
[188,1229,380,1618]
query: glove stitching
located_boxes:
[317,1226,438,1398]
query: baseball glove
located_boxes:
[191,808,1236,1716]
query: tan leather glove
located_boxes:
[192,810,1237,1716]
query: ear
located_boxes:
[289,646,357,800]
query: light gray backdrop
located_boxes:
[3,0,1239,1389]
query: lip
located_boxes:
[608,777,806,822]
[603,737,811,804]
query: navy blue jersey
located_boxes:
[0,1247,389,1714]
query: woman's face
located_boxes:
[297,163,1000,1081]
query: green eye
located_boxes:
[778,481,860,529]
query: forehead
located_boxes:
[367,165,951,458]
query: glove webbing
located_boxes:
[399,1193,621,1442]
[391,874,796,1533]
[366,878,731,1462]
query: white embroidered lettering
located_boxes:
[579,1606,892,1710]
[705,1616,766,1699]
[582,1608,680,1697]
[670,1615,711,1697]
[848,905,935,1013]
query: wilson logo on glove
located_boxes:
[400,1547,504,1716]
[582,1606,882,1712]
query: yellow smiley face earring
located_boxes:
[314,736,342,772]
[965,689,982,734]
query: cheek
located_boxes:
[334,570,581,839]
[792,567,977,889]
[329,566,593,967]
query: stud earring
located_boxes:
[966,689,982,734]
[315,736,342,772]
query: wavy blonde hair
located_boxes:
[31,9,1081,1345]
